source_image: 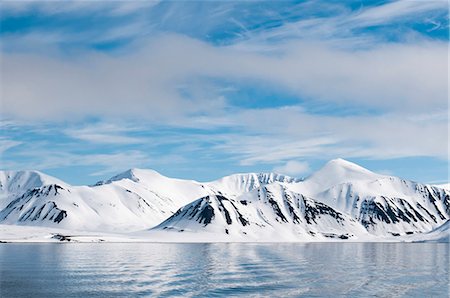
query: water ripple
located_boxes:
[0,243,448,297]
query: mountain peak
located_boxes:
[0,170,69,209]
[325,158,361,167]
[305,158,380,189]
[97,168,164,185]
[321,158,374,174]
[0,170,68,193]
[114,168,142,182]
[327,157,351,164]
[206,172,301,196]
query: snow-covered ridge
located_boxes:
[0,170,68,193]
[434,183,450,191]
[291,158,384,195]
[0,170,68,209]
[0,159,448,242]
[155,183,369,241]
[0,168,300,232]
[205,172,302,197]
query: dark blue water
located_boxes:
[0,243,448,297]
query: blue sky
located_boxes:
[0,0,448,185]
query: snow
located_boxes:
[0,158,448,242]
[288,158,383,195]
[2,222,446,243]
[205,172,301,197]
[405,220,449,243]
[0,170,68,209]
[0,171,212,232]
[434,183,450,191]
[283,159,449,236]
[154,183,370,241]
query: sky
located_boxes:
[0,0,448,185]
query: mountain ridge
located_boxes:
[0,159,448,242]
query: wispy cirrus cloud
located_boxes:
[1,0,448,184]
[2,148,152,178]
[0,138,22,155]
[63,122,146,145]
[0,0,160,17]
[351,0,448,26]
[215,106,447,163]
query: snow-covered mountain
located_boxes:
[0,170,68,209]
[151,159,450,240]
[405,219,450,243]
[0,169,299,232]
[0,169,210,231]
[0,159,448,241]
[154,183,368,241]
[206,172,302,197]
[434,183,450,191]
[285,159,450,236]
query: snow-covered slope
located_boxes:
[0,169,299,232]
[0,160,448,241]
[205,172,301,197]
[154,159,449,240]
[314,178,449,235]
[286,159,450,236]
[0,170,68,209]
[154,183,368,241]
[289,158,384,195]
[407,220,449,243]
[434,183,450,191]
[0,169,213,232]
[96,168,210,207]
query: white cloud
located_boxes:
[64,122,145,144]
[204,105,448,163]
[0,1,160,17]
[2,35,447,121]
[1,103,447,179]
[3,149,152,179]
[0,139,22,156]
[273,160,310,177]
[350,0,448,27]
[1,0,448,174]
[229,0,447,50]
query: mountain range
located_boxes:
[0,159,448,242]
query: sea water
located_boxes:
[0,243,448,297]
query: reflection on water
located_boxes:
[0,243,448,297]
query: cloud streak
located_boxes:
[2,35,447,121]
[0,138,22,155]
[2,148,152,178]
[63,122,146,145]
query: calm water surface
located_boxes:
[0,243,448,297]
